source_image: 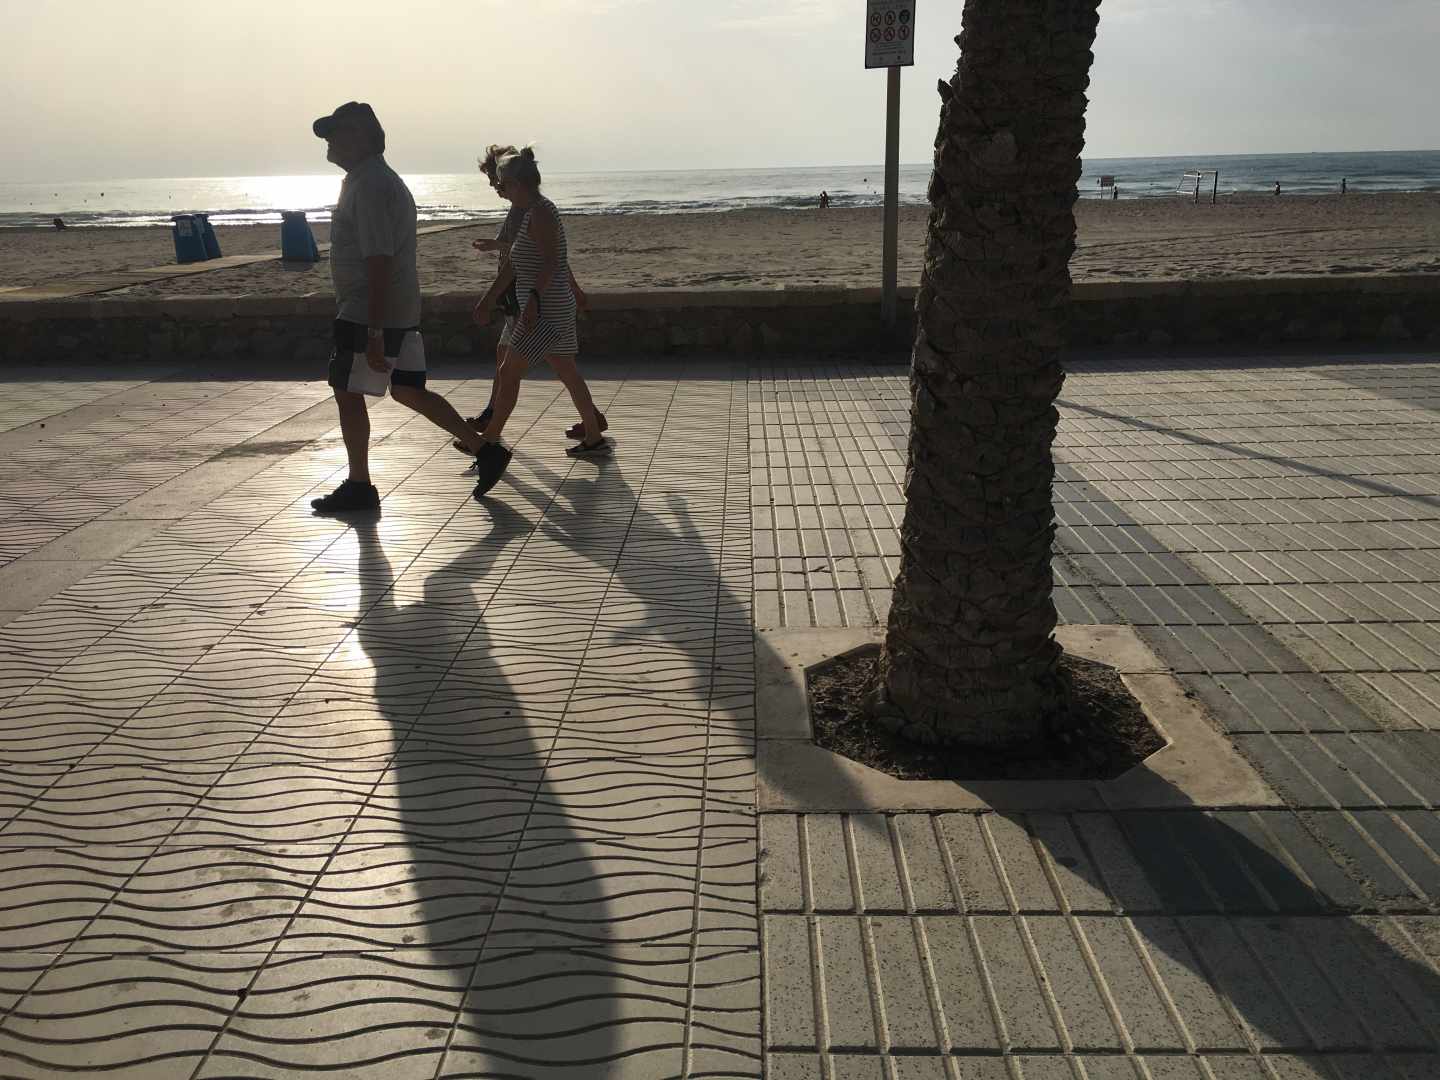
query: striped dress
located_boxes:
[500,196,578,363]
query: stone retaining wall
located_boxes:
[2,276,1437,365]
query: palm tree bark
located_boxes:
[872,0,1101,746]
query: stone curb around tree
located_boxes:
[754,625,1280,814]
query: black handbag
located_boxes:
[499,281,521,317]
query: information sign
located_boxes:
[865,0,916,69]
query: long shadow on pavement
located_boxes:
[322,443,762,1076]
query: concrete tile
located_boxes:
[1023,916,1124,1050]
[815,916,879,1051]
[867,917,943,1051]
[0,846,147,950]
[1028,813,1113,914]
[766,1052,824,1080]
[1129,915,1249,1051]
[199,951,468,1079]
[1075,916,1186,1051]
[984,815,1061,913]
[284,844,510,951]
[1235,916,1370,1050]
[895,815,958,913]
[4,952,256,1078]
[850,814,906,913]
[760,815,805,912]
[763,915,818,1050]
[806,814,856,913]
[1180,915,1311,1050]
[77,844,328,953]
[488,836,704,947]
[1071,813,1163,913]
[970,915,1060,1051]
[1299,811,1427,908]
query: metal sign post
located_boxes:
[866,0,916,327]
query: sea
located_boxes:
[1,150,1436,230]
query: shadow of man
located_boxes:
[338,495,732,1075]
[317,508,630,1074]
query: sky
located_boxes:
[2,0,1437,182]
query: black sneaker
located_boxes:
[454,405,495,454]
[311,479,380,514]
[471,443,512,499]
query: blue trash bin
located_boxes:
[171,215,207,264]
[195,212,222,259]
[280,210,320,262]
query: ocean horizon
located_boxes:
[2,149,1437,230]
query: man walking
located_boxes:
[309,101,487,513]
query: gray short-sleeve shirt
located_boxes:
[329,155,422,327]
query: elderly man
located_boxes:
[309,101,487,513]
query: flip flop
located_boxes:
[565,411,608,440]
[566,437,611,458]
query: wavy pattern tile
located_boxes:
[0,845,150,952]
[438,947,759,1079]
[197,951,471,1079]
[0,952,257,1078]
[285,846,511,951]
[1,765,219,846]
[0,368,761,1074]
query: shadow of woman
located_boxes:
[328,508,636,1076]
[488,458,763,1072]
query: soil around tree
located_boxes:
[807,646,1165,781]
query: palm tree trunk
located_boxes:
[872,0,1101,747]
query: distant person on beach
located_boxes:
[306,100,489,514]
[459,144,596,445]
[819,190,830,209]
[1342,177,1348,195]
[468,147,608,496]
[1273,181,1281,196]
[51,217,66,230]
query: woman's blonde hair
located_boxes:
[495,146,541,189]
[477,143,518,182]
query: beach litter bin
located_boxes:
[195,213,222,259]
[171,215,207,264]
[280,210,320,262]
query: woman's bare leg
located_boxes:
[484,352,530,443]
[487,343,509,420]
[548,354,603,442]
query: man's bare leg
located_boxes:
[391,385,486,453]
[335,389,371,483]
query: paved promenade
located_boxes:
[0,350,1438,1078]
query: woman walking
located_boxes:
[469,147,608,497]
[460,145,523,437]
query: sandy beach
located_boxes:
[1,193,1437,297]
